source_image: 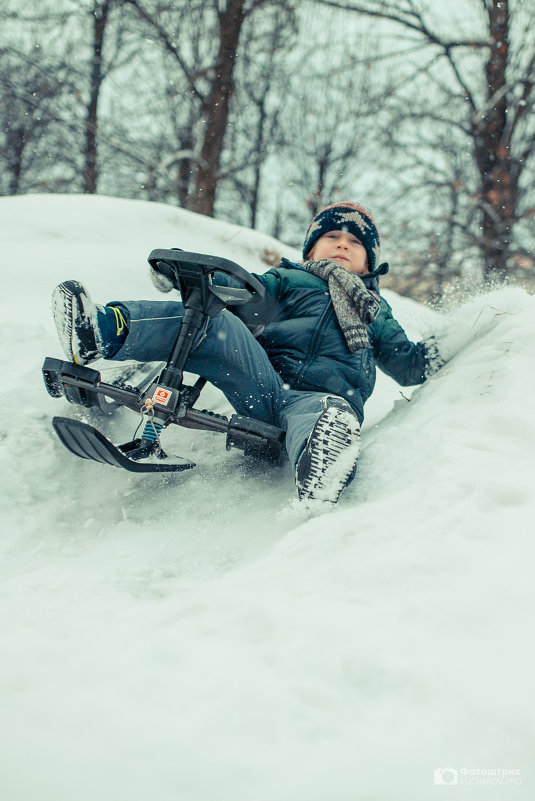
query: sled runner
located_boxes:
[43,250,286,472]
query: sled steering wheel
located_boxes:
[147,249,265,308]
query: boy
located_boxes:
[52,202,440,505]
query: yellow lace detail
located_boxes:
[109,306,127,336]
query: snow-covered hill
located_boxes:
[1,194,534,801]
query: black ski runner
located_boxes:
[52,417,196,473]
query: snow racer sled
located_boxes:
[42,250,285,473]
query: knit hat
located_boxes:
[302,202,381,273]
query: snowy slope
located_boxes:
[1,195,534,801]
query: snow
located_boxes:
[1,194,534,800]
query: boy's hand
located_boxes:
[148,264,174,293]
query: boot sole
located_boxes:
[52,281,99,365]
[296,406,361,503]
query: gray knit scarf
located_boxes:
[301,258,381,351]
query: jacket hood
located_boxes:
[362,261,389,293]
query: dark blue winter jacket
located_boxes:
[230,259,432,424]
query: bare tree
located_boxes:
[215,2,297,228]
[315,0,535,284]
[123,0,297,217]
[0,0,141,196]
[81,0,145,193]
[265,43,387,247]
[83,0,113,193]
[0,39,84,195]
[190,0,246,215]
[120,0,246,215]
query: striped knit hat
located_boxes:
[302,202,381,273]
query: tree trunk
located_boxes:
[83,1,110,194]
[189,0,246,216]
[249,95,269,229]
[473,0,513,281]
[7,127,25,195]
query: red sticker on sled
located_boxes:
[153,387,172,406]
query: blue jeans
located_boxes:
[108,299,343,472]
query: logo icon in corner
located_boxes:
[433,767,458,785]
[153,387,172,406]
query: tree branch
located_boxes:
[122,0,205,103]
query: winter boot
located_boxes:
[52,280,127,365]
[295,397,361,504]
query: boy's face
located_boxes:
[308,229,368,274]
